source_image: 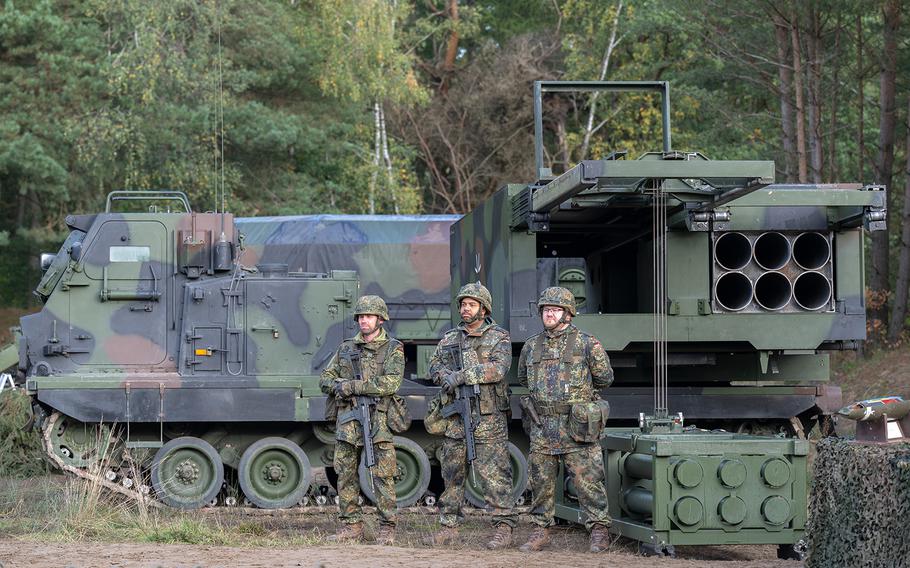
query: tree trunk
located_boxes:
[870,0,900,335]
[827,11,842,183]
[378,102,399,214]
[856,13,864,182]
[555,117,569,172]
[790,11,808,183]
[579,0,623,161]
[887,99,910,343]
[855,11,866,358]
[772,11,796,183]
[369,101,381,214]
[439,0,459,94]
[805,4,823,183]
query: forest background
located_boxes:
[1,0,909,350]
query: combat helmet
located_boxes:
[456,282,493,314]
[537,286,577,316]
[353,295,390,321]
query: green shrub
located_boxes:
[0,390,48,477]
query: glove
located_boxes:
[441,372,462,394]
[333,381,356,398]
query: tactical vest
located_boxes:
[528,328,595,403]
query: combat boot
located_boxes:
[589,525,612,553]
[485,524,513,550]
[518,527,550,552]
[327,522,364,543]
[376,524,396,546]
[423,525,459,546]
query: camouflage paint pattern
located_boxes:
[517,323,613,455]
[319,328,404,446]
[335,439,398,526]
[427,320,511,441]
[528,444,610,531]
[439,437,517,528]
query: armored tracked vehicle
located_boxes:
[8,82,882,524]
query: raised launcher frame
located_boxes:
[450,80,885,547]
[604,430,808,558]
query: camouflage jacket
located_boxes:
[319,328,404,446]
[517,324,613,454]
[428,319,511,441]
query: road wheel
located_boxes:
[238,437,312,509]
[151,436,224,509]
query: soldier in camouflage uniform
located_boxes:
[517,287,614,553]
[424,283,517,549]
[320,295,404,546]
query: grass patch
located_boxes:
[0,390,48,478]
[142,517,231,545]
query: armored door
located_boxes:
[244,278,354,376]
[66,219,169,366]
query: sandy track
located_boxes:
[0,537,796,568]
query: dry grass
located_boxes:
[831,347,910,406]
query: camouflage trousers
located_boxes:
[528,444,610,531]
[439,437,517,528]
[334,440,397,526]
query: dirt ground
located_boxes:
[0,532,796,568]
[0,474,800,568]
[0,507,800,568]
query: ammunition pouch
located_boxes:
[385,394,412,433]
[423,393,449,436]
[477,381,511,417]
[568,400,610,443]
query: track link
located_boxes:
[42,412,163,509]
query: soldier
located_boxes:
[424,282,516,549]
[517,286,614,553]
[319,295,404,546]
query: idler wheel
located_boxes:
[239,437,312,509]
[466,442,528,508]
[151,436,224,509]
[359,436,430,508]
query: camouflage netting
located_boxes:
[806,437,910,568]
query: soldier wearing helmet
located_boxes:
[517,286,614,553]
[424,282,516,549]
[319,294,403,545]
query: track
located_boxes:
[40,411,466,513]
[42,411,163,508]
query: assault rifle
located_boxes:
[338,351,377,471]
[441,339,480,466]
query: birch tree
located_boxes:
[307,0,427,214]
